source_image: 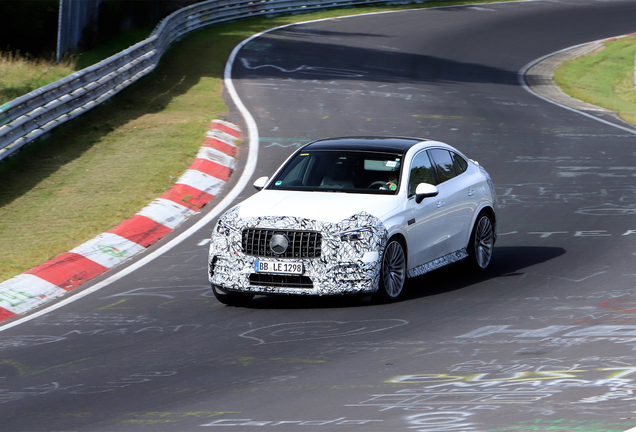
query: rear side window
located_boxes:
[429,149,456,184]
[452,152,468,175]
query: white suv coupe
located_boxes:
[209,137,497,305]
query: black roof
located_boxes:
[301,136,426,154]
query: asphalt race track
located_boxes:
[3,1,636,430]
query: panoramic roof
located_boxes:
[302,136,426,153]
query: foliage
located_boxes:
[0,0,59,58]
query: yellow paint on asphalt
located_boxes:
[96,299,131,310]
[413,114,485,120]
[158,298,213,309]
[381,347,428,363]
[0,359,30,376]
[236,356,325,367]
[128,411,239,418]
[238,356,257,366]
[119,420,176,424]
[0,357,92,376]
[117,411,240,424]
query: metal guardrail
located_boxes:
[0,0,422,162]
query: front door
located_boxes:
[405,150,449,270]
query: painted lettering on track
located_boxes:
[101,285,210,299]
[239,57,365,78]
[239,320,409,345]
[35,313,156,327]
[457,325,636,339]
[498,418,636,432]
[200,417,382,427]
[69,371,176,395]
[0,382,83,404]
[0,370,177,403]
[389,368,636,384]
[0,335,65,351]
[0,289,35,308]
[405,412,477,432]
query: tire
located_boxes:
[212,284,254,306]
[468,212,495,271]
[374,238,407,302]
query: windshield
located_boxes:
[267,150,403,194]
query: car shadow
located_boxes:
[244,245,566,310]
[401,245,566,300]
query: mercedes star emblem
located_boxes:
[269,233,290,254]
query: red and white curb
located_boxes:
[0,119,240,322]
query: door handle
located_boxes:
[468,189,476,197]
[437,201,445,208]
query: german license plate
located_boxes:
[255,260,303,274]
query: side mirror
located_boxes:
[253,176,269,191]
[415,183,439,204]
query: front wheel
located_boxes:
[212,284,254,306]
[374,238,406,302]
[468,212,495,271]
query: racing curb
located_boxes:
[0,119,240,322]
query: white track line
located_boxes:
[518,37,636,136]
[0,30,269,333]
[2,0,607,332]
[0,14,399,332]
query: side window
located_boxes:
[408,151,437,197]
[451,152,468,175]
[429,149,456,184]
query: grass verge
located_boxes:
[554,34,636,126]
[0,52,75,104]
[0,28,154,106]
[0,0,512,283]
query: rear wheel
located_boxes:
[468,212,495,271]
[374,238,406,302]
[212,284,254,306]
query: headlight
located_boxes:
[216,219,235,236]
[339,227,373,242]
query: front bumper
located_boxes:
[208,209,387,296]
[210,255,380,296]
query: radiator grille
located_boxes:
[242,229,321,258]
[249,273,313,289]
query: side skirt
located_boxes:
[406,249,468,279]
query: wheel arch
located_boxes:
[385,231,408,268]
[467,204,497,247]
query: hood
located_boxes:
[238,190,400,223]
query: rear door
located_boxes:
[428,149,478,254]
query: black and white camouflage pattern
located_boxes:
[209,161,497,296]
[407,249,468,279]
[208,207,388,296]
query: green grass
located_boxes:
[74,27,154,71]
[554,34,636,126]
[0,52,76,104]
[0,0,513,283]
[0,27,155,106]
